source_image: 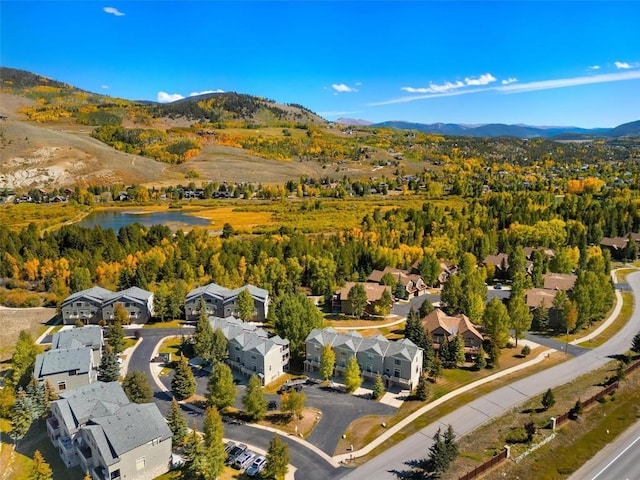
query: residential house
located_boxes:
[102,287,154,324]
[523,247,555,260]
[482,253,509,277]
[304,328,423,390]
[209,316,289,385]
[334,282,392,315]
[543,273,577,291]
[61,287,114,325]
[185,283,269,321]
[367,266,428,297]
[421,308,484,355]
[51,326,103,364]
[46,382,172,480]
[34,346,97,393]
[525,288,558,309]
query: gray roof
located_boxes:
[34,347,92,378]
[84,403,172,466]
[186,283,268,303]
[51,326,103,351]
[210,316,288,356]
[102,286,153,306]
[386,338,420,361]
[62,286,114,308]
[53,382,130,432]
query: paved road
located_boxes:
[525,332,590,357]
[569,420,640,480]
[128,328,348,480]
[342,272,640,480]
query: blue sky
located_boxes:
[1,1,639,127]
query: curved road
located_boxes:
[342,272,640,479]
[128,328,348,480]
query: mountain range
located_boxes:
[336,119,640,139]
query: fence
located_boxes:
[555,380,619,428]
[458,448,509,480]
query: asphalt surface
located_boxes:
[569,420,640,480]
[524,332,590,357]
[128,328,349,480]
[341,272,640,480]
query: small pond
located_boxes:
[77,210,211,231]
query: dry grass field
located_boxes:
[0,306,56,361]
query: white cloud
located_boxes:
[101,84,109,90]
[501,78,518,85]
[332,83,358,93]
[103,7,125,16]
[370,70,640,106]
[465,73,497,86]
[157,92,184,103]
[588,65,601,70]
[189,89,224,96]
[615,61,632,69]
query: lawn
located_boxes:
[579,291,634,348]
[0,202,89,232]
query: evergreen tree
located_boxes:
[631,330,640,354]
[237,288,255,321]
[11,388,32,443]
[194,298,215,363]
[415,375,430,401]
[30,450,53,480]
[320,344,336,380]
[184,423,206,479]
[452,334,466,367]
[26,376,46,420]
[419,297,435,317]
[343,355,362,393]
[441,274,463,314]
[348,283,368,318]
[443,424,459,464]
[211,328,228,363]
[201,407,226,480]
[98,346,120,382]
[372,373,385,400]
[395,282,407,300]
[122,370,153,403]
[541,388,555,411]
[439,335,454,368]
[243,374,267,421]
[532,307,549,332]
[473,345,487,371]
[166,398,188,445]
[172,355,196,400]
[42,380,58,418]
[429,356,442,382]
[426,428,448,475]
[106,321,125,354]
[207,361,236,410]
[487,340,501,368]
[264,435,289,480]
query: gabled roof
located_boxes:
[386,338,420,360]
[482,253,509,269]
[306,327,339,347]
[84,403,171,466]
[358,335,390,357]
[51,326,103,351]
[53,382,130,432]
[209,316,288,354]
[421,309,483,341]
[333,330,363,353]
[34,347,92,378]
[102,286,153,306]
[543,273,577,291]
[186,283,268,303]
[525,288,558,308]
[336,282,391,302]
[600,237,628,250]
[61,287,114,308]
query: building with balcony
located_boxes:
[185,283,269,322]
[61,287,114,325]
[304,328,423,390]
[209,316,289,385]
[47,382,171,480]
[101,287,154,324]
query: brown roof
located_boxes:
[600,237,628,250]
[421,308,483,341]
[367,267,412,285]
[483,253,509,269]
[525,288,558,308]
[523,247,555,260]
[336,282,391,303]
[543,273,577,291]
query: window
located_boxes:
[367,354,373,360]
[366,363,373,372]
[251,355,256,360]
[135,457,146,470]
[58,382,66,390]
[110,470,120,480]
[151,437,161,446]
[394,369,400,378]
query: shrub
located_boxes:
[521,345,531,357]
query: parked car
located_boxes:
[226,443,247,465]
[277,377,308,394]
[246,455,267,477]
[495,282,503,290]
[267,400,278,410]
[224,440,236,454]
[233,450,257,470]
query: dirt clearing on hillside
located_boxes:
[0,306,57,361]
